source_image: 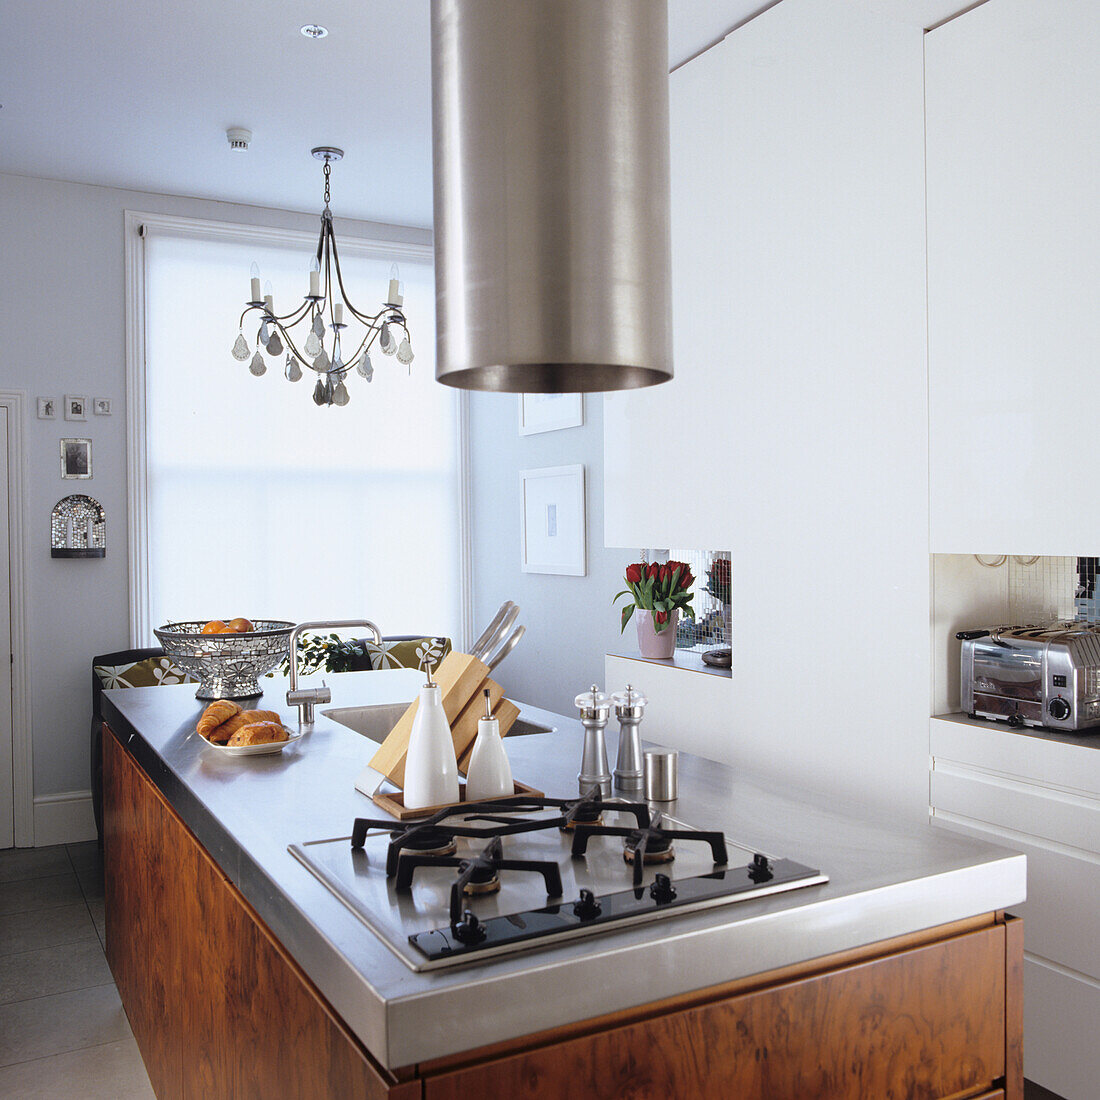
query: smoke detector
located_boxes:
[226,127,252,152]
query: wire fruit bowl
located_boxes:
[153,620,294,700]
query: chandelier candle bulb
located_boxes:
[333,303,343,325]
[250,276,261,302]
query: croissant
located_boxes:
[197,700,241,739]
[211,709,281,745]
[227,721,288,747]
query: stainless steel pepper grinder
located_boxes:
[575,685,612,796]
[611,685,648,792]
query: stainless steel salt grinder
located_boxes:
[644,749,679,802]
[575,685,612,797]
[611,685,648,792]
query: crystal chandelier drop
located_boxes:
[230,147,414,407]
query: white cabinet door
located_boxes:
[926,0,1100,554]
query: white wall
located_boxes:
[0,171,430,823]
[605,0,930,823]
[468,394,630,717]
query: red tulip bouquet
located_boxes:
[614,561,696,634]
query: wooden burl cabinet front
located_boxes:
[104,725,1021,1100]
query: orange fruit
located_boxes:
[201,620,228,635]
[227,617,254,634]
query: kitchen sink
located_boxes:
[323,703,555,743]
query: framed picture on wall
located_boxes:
[64,395,88,421]
[37,397,56,420]
[518,393,584,436]
[60,438,92,479]
[520,464,586,576]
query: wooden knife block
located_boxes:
[368,651,519,788]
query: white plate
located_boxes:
[198,726,302,756]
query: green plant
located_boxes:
[614,560,696,634]
[279,632,366,677]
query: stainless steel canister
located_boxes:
[643,749,678,802]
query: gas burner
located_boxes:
[393,836,563,930]
[572,813,729,887]
[462,864,501,896]
[561,803,603,829]
[397,826,458,858]
[624,831,675,864]
[352,806,560,878]
[560,787,648,831]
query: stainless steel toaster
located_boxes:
[958,622,1100,732]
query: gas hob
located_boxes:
[289,789,827,972]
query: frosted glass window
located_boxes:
[142,228,461,641]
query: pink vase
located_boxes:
[635,609,679,659]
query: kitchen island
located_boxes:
[102,669,1025,1099]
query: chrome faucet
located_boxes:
[286,619,382,725]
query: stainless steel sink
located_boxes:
[322,703,555,744]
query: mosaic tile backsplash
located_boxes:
[1000,555,1100,624]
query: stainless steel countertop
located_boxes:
[103,670,1026,1069]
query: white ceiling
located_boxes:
[0,1,769,228]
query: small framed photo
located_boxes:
[93,398,112,416]
[64,395,88,421]
[61,438,92,480]
[520,464,586,576]
[518,393,584,436]
[37,397,57,420]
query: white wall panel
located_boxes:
[605,0,929,821]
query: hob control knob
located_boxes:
[1049,697,1071,721]
[572,888,602,920]
[649,873,677,904]
[749,854,773,883]
[452,910,487,945]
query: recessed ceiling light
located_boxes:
[300,24,328,39]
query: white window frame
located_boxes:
[124,210,472,648]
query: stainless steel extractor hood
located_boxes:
[430,0,673,393]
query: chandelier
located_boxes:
[230,147,414,407]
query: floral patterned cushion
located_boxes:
[94,656,196,689]
[365,637,452,671]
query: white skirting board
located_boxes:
[32,790,97,846]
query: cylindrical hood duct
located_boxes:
[430,0,673,393]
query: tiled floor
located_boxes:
[0,842,154,1099]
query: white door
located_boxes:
[0,406,12,849]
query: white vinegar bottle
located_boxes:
[465,688,514,800]
[402,660,459,809]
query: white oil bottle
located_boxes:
[465,688,514,800]
[402,659,459,809]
